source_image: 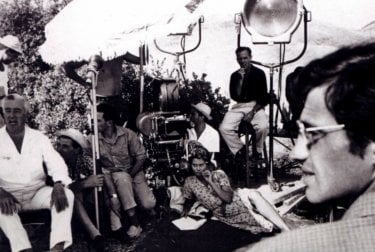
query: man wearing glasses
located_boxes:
[238,43,375,251]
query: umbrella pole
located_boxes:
[89,72,101,230]
[139,45,145,113]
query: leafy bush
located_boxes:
[1,0,89,137]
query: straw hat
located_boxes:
[0,35,23,54]
[57,129,89,150]
[191,102,212,120]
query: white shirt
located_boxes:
[187,123,220,153]
[0,50,9,95]
[0,67,9,95]
[0,126,72,191]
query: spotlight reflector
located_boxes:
[243,0,304,44]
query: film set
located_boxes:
[0,0,374,251]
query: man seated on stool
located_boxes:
[56,129,105,251]
[0,94,73,252]
[219,46,268,162]
[239,43,375,251]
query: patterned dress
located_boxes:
[183,169,270,233]
[67,152,94,181]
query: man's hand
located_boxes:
[83,174,104,188]
[238,68,246,78]
[243,110,255,123]
[51,183,69,213]
[202,170,213,184]
[181,208,189,218]
[129,170,141,178]
[0,188,20,215]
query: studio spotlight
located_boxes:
[242,0,304,44]
[234,0,311,191]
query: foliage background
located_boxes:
[0,0,230,138]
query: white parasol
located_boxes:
[39,0,206,64]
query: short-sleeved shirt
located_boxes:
[98,126,145,174]
[183,169,269,233]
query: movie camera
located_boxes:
[137,16,205,188]
[136,80,191,188]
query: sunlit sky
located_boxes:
[1,0,374,29]
[304,0,375,29]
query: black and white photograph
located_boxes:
[0,0,374,251]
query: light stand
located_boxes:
[87,68,101,230]
[139,45,146,113]
[236,0,311,191]
[154,16,204,82]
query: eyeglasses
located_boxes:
[296,120,345,149]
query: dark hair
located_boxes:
[287,43,375,157]
[235,46,252,56]
[188,145,210,164]
[286,66,304,122]
[97,103,118,122]
[58,135,82,151]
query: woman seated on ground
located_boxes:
[182,146,290,234]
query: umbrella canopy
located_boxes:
[39,0,205,64]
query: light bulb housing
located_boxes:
[242,0,304,44]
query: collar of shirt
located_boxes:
[98,125,126,144]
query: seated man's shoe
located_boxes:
[92,235,105,252]
[250,151,262,161]
[112,228,129,243]
[126,225,142,239]
[250,151,267,170]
